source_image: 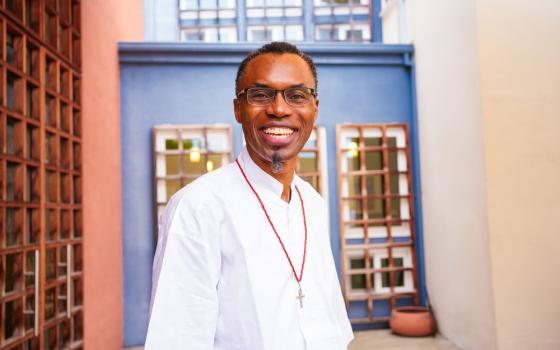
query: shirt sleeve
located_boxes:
[145,192,222,350]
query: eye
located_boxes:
[250,88,273,100]
[286,89,309,103]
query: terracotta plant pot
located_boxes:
[389,306,436,337]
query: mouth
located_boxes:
[262,127,296,137]
[259,126,298,147]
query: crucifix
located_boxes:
[296,283,305,308]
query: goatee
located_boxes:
[271,151,283,174]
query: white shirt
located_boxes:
[145,148,353,350]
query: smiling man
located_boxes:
[145,42,353,350]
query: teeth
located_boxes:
[263,127,295,136]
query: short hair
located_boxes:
[235,41,318,93]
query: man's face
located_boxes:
[234,53,319,168]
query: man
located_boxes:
[145,42,353,350]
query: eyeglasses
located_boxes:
[236,87,317,107]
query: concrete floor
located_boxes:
[349,330,459,350]
[125,330,460,350]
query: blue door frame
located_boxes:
[119,42,425,346]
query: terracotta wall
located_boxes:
[477,0,560,349]
[81,0,143,349]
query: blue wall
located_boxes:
[119,43,424,346]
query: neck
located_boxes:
[247,148,297,203]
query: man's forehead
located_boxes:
[241,53,314,86]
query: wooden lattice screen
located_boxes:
[336,123,419,324]
[0,0,82,349]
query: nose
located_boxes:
[266,90,291,118]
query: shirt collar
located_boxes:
[237,147,299,199]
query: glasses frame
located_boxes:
[236,86,318,107]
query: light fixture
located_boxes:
[206,160,214,172]
[347,141,358,158]
[190,147,201,162]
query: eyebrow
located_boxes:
[251,82,306,89]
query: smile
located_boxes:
[262,127,295,137]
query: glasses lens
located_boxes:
[285,88,312,106]
[247,88,275,105]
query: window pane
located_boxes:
[285,25,304,41]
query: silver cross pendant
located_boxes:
[296,283,305,308]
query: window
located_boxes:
[346,248,413,295]
[336,124,418,324]
[338,125,411,239]
[313,0,371,42]
[179,0,238,42]
[246,0,304,42]
[152,125,233,219]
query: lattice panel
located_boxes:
[336,123,419,325]
[0,1,82,349]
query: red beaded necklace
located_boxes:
[236,159,308,308]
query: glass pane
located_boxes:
[6,207,22,246]
[165,155,181,175]
[201,27,218,42]
[7,72,18,110]
[166,179,182,200]
[381,257,404,287]
[4,299,22,340]
[350,258,365,289]
[389,174,400,194]
[298,152,317,172]
[345,139,360,170]
[44,324,57,349]
[46,209,57,241]
[183,153,206,174]
[206,153,225,172]
[218,27,237,42]
[390,197,402,219]
[285,25,304,40]
[7,162,18,200]
[25,296,35,331]
[7,118,16,155]
[200,0,217,9]
[25,250,35,287]
[5,253,23,292]
[59,283,68,315]
[73,210,82,237]
[45,288,56,320]
[366,175,384,196]
[7,31,15,63]
[365,151,383,171]
[26,208,38,243]
[72,310,83,341]
[345,199,363,221]
[367,198,385,221]
[73,244,82,272]
[46,248,57,280]
[59,320,70,349]
[59,246,68,277]
[364,136,381,147]
[61,210,71,239]
[73,278,83,307]
[346,175,361,196]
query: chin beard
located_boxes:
[271,151,283,174]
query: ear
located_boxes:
[233,98,242,124]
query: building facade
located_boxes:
[1,0,559,349]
